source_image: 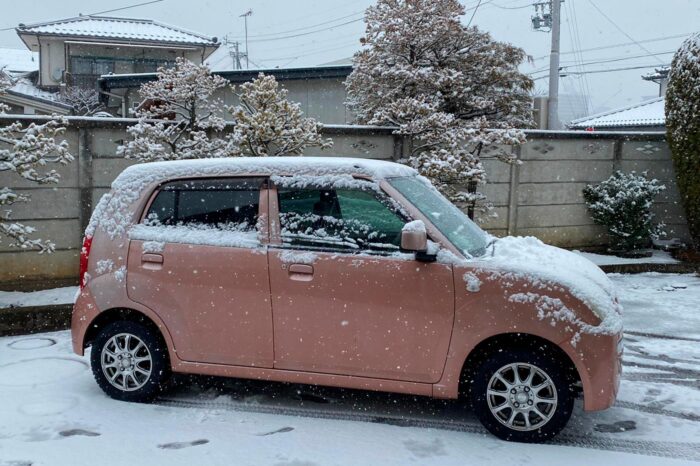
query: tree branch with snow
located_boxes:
[61,87,105,116]
[117,58,236,162]
[0,71,73,253]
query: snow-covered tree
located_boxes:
[62,87,104,116]
[0,72,73,253]
[667,33,700,248]
[346,0,533,218]
[118,58,235,161]
[228,73,332,156]
[583,171,665,253]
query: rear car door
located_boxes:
[268,180,455,383]
[127,177,274,367]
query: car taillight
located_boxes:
[79,236,93,289]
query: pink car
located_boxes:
[72,157,623,442]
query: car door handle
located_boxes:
[142,253,164,264]
[288,264,313,274]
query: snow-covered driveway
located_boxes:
[1,273,699,465]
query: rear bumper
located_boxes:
[71,288,99,355]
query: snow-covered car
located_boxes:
[72,157,623,442]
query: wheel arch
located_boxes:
[457,333,582,400]
[83,307,173,361]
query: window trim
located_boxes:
[138,176,270,246]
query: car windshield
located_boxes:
[388,176,489,258]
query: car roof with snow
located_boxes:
[111,157,418,191]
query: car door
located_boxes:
[127,177,274,368]
[268,180,455,383]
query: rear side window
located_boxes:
[145,178,264,231]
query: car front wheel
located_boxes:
[90,321,170,402]
[470,349,574,442]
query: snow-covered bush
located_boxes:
[228,73,332,156]
[117,57,235,161]
[0,71,73,253]
[583,171,666,253]
[667,33,700,248]
[345,0,533,219]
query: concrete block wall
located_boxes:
[0,116,689,287]
[475,132,690,248]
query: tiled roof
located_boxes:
[1,74,71,110]
[569,97,665,129]
[17,15,217,46]
[0,48,39,73]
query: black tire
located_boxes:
[469,348,575,442]
[90,320,170,402]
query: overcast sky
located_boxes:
[1,0,698,115]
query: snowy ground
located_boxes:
[0,273,699,465]
[574,250,679,266]
[0,287,76,309]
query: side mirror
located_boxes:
[401,220,436,262]
[401,220,428,252]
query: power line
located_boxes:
[531,32,692,61]
[531,62,670,79]
[466,0,484,27]
[491,2,533,10]
[88,0,164,16]
[244,18,363,43]
[227,11,364,39]
[529,49,675,74]
[586,0,665,65]
[561,63,671,75]
[0,0,164,32]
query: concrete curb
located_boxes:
[0,304,72,337]
[598,263,699,274]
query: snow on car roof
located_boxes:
[112,157,417,190]
[90,157,416,241]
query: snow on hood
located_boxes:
[475,236,623,336]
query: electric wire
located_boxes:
[586,0,665,65]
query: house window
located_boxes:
[69,57,116,88]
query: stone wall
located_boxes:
[0,115,688,288]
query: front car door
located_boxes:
[267,177,455,383]
[127,177,274,368]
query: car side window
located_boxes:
[277,187,406,253]
[145,178,264,232]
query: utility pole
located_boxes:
[222,35,246,70]
[531,1,562,129]
[240,9,253,69]
[547,0,561,129]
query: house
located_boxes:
[568,68,668,132]
[567,97,665,132]
[99,65,354,122]
[0,47,69,115]
[0,15,219,115]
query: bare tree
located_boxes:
[62,87,105,116]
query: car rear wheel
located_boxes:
[470,349,574,442]
[90,321,170,402]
